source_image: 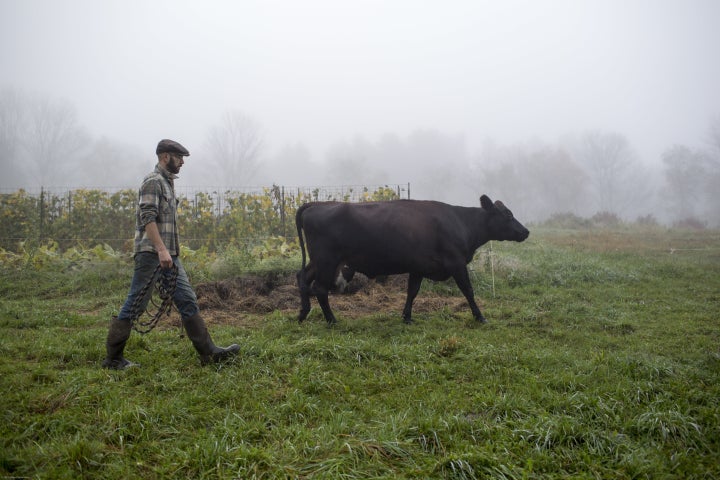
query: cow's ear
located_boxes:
[480,195,494,210]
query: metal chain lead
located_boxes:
[129,263,178,334]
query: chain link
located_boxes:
[128,263,178,334]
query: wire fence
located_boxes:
[0,183,410,252]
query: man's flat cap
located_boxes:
[156,139,190,156]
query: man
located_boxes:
[102,139,240,369]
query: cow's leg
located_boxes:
[316,291,338,326]
[309,282,338,326]
[402,273,423,324]
[297,263,316,323]
[452,268,487,323]
[312,260,341,326]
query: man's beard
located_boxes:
[167,158,181,174]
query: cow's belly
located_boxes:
[346,253,448,280]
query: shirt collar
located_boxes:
[155,163,179,182]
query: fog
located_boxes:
[2,0,719,224]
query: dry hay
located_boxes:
[190,272,471,327]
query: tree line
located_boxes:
[1,88,719,227]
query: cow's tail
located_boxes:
[295,202,315,322]
[295,202,313,270]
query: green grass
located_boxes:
[1,228,719,479]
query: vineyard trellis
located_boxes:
[0,184,410,252]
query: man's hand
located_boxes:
[157,249,173,269]
[144,222,174,269]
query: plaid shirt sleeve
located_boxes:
[134,170,180,255]
[138,176,161,228]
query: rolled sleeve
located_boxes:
[137,179,161,228]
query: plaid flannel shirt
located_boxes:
[133,164,181,255]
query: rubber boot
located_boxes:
[182,313,240,365]
[102,316,139,369]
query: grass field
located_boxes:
[1,228,719,479]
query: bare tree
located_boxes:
[402,129,468,203]
[261,142,315,185]
[707,115,720,162]
[523,146,589,219]
[79,137,145,187]
[473,142,588,222]
[661,145,707,221]
[324,137,379,185]
[702,116,720,226]
[21,96,90,186]
[324,130,471,204]
[1,90,89,188]
[205,110,263,187]
[570,131,648,215]
[0,88,29,188]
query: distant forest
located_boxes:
[2,89,719,227]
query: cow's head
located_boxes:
[480,195,530,242]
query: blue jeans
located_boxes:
[117,252,199,321]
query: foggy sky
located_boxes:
[2,0,720,198]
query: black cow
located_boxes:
[296,195,529,325]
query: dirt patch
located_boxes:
[193,273,469,327]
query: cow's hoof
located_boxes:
[475,316,488,324]
[403,317,414,325]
